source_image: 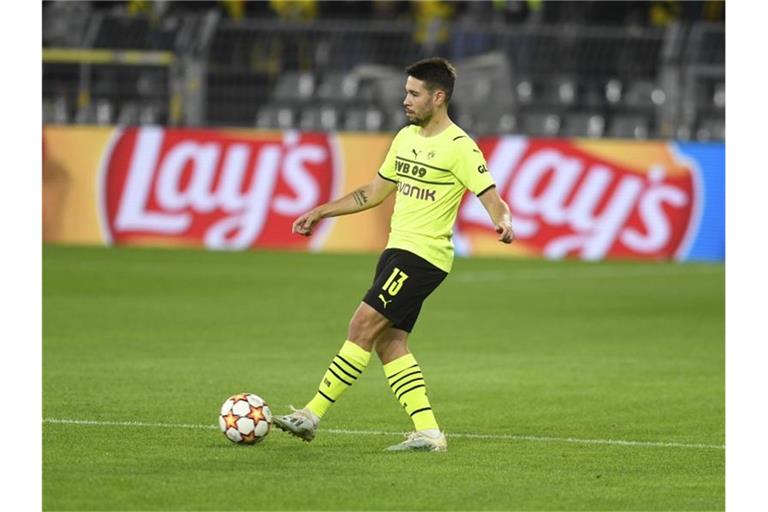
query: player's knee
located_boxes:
[374,334,408,363]
[347,317,375,348]
[348,311,386,349]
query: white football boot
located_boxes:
[385,431,447,452]
[273,406,319,442]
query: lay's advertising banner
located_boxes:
[42,125,724,261]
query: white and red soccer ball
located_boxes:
[219,393,272,444]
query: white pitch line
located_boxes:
[42,418,724,450]
[453,266,723,282]
[44,418,218,430]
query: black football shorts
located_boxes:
[362,248,448,333]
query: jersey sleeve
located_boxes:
[377,129,403,183]
[452,139,496,196]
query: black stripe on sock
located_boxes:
[392,377,424,396]
[318,390,336,403]
[328,367,353,386]
[332,360,358,381]
[409,407,432,417]
[397,384,426,401]
[388,369,422,388]
[386,363,419,380]
[336,355,362,374]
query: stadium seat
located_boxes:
[75,99,114,125]
[43,96,70,124]
[454,75,493,107]
[563,113,605,138]
[256,104,298,129]
[343,107,384,132]
[522,112,561,137]
[675,124,693,141]
[138,102,164,125]
[466,110,518,136]
[315,74,359,102]
[696,117,725,141]
[515,79,535,105]
[604,78,623,105]
[299,105,340,131]
[624,80,666,108]
[556,78,578,106]
[581,82,605,109]
[355,79,378,103]
[608,115,650,139]
[497,113,517,134]
[456,112,476,134]
[454,52,515,110]
[713,82,725,109]
[272,72,316,101]
[388,109,407,131]
[117,102,140,125]
[533,76,578,108]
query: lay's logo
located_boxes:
[459,137,702,260]
[101,127,340,250]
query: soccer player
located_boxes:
[273,57,514,452]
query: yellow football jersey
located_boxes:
[378,123,495,272]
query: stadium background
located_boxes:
[40,1,726,511]
[42,0,724,262]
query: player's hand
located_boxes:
[495,222,515,244]
[292,209,322,236]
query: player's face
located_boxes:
[403,76,436,126]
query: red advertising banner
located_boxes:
[43,126,718,261]
[459,137,702,260]
[103,127,341,250]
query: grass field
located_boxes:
[42,245,724,511]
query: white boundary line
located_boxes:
[42,418,724,450]
[453,266,723,282]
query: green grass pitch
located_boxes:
[43,245,724,510]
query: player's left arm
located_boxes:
[478,186,515,244]
[455,138,515,244]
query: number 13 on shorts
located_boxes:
[382,267,409,296]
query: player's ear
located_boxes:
[434,89,446,107]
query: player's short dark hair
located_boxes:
[405,57,456,103]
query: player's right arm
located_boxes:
[292,174,397,236]
[294,128,405,237]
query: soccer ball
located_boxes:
[219,393,272,444]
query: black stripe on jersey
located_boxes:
[452,135,466,141]
[395,156,451,172]
[477,184,496,197]
[377,171,398,184]
[397,174,454,186]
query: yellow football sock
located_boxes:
[383,353,439,431]
[306,340,371,418]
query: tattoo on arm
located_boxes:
[352,189,369,207]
